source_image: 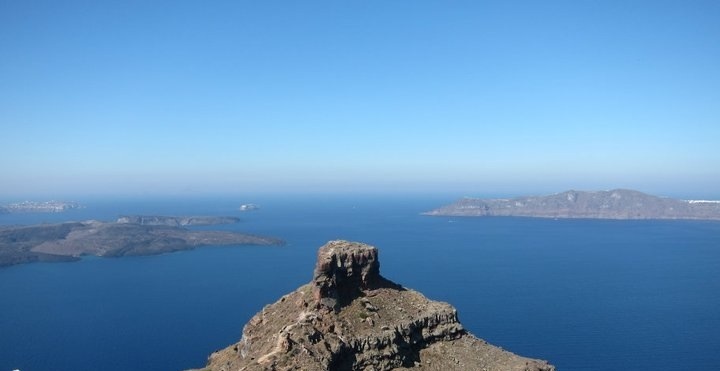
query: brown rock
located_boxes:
[188,240,554,371]
[312,240,384,311]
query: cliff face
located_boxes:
[424,189,720,220]
[192,241,554,371]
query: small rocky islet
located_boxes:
[190,240,554,371]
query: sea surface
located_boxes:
[1,195,719,371]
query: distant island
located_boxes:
[239,203,259,211]
[116,215,240,226]
[0,218,284,268]
[423,189,720,220]
[0,200,82,213]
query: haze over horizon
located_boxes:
[2,1,719,199]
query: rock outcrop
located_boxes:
[312,241,384,312]
[191,240,554,371]
[424,189,720,220]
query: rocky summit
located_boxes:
[191,240,554,371]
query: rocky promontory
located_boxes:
[0,220,283,267]
[190,240,554,371]
[424,189,720,220]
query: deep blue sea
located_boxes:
[1,196,719,371]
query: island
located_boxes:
[423,189,720,220]
[116,215,240,226]
[0,219,284,268]
[239,203,259,211]
[1,200,82,213]
[188,241,554,371]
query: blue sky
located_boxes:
[1,1,719,198]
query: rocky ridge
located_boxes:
[424,189,720,220]
[191,240,554,371]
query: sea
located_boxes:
[1,195,719,371]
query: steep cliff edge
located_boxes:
[190,240,554,371]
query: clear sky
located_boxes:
[1,1,719,198]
